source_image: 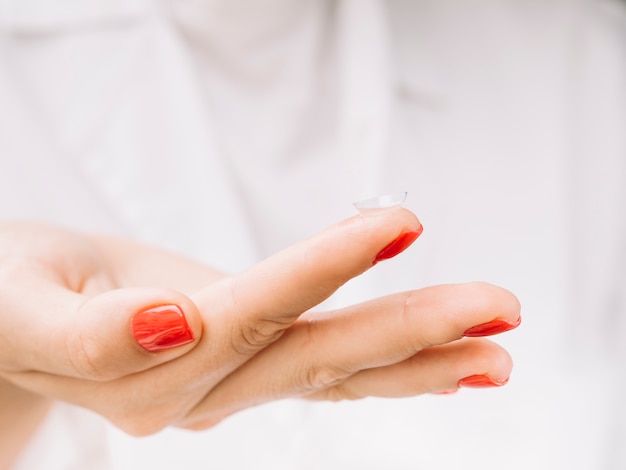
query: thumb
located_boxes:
[0,283,203,381]
[65,287,203,380]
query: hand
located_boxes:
[0,208,519,436]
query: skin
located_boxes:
[0,207,518,465]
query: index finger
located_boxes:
[193,206,422,359]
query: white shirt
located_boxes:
[1,0,625,468]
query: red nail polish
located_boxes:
[374,227,423,264]
[458,374,509,388]
[462,316,521,337]
[132,305,194,352]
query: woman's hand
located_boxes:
[0,208,520,436]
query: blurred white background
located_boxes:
[2,0,625,468]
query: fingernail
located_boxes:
[132,305,194,352]
[462,316,521,337]
[353,192,407,214]
[374,228,423,264]
[458,374,509,388]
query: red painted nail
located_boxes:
[132,305,194,352]
[462,316,521,337]
[373,227,423,264]
[458,374,509,388]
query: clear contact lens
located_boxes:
[353,192,407,213]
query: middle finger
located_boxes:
[183,282,521,425]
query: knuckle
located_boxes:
[302,362,351,392]
[291,320,353,393]
[65,330,116,381]
[226,276,290,356]
[321,382,363,402]
[398,290,434,351]
[232,318,286,355]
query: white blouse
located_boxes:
[2,0,625,468]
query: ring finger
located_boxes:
[182,282,520,426]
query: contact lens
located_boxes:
[353,192,407,214]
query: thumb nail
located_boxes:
[132,305,194,352]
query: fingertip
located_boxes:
[422,339,513,394]
[373,225,423,264]
[343,205,423,265]
[368,208,423,264]
[462,315,521,337]
[445,282,522,338]
[70,288,203,380]
[457,374,509,388]
[456,338,514,389]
